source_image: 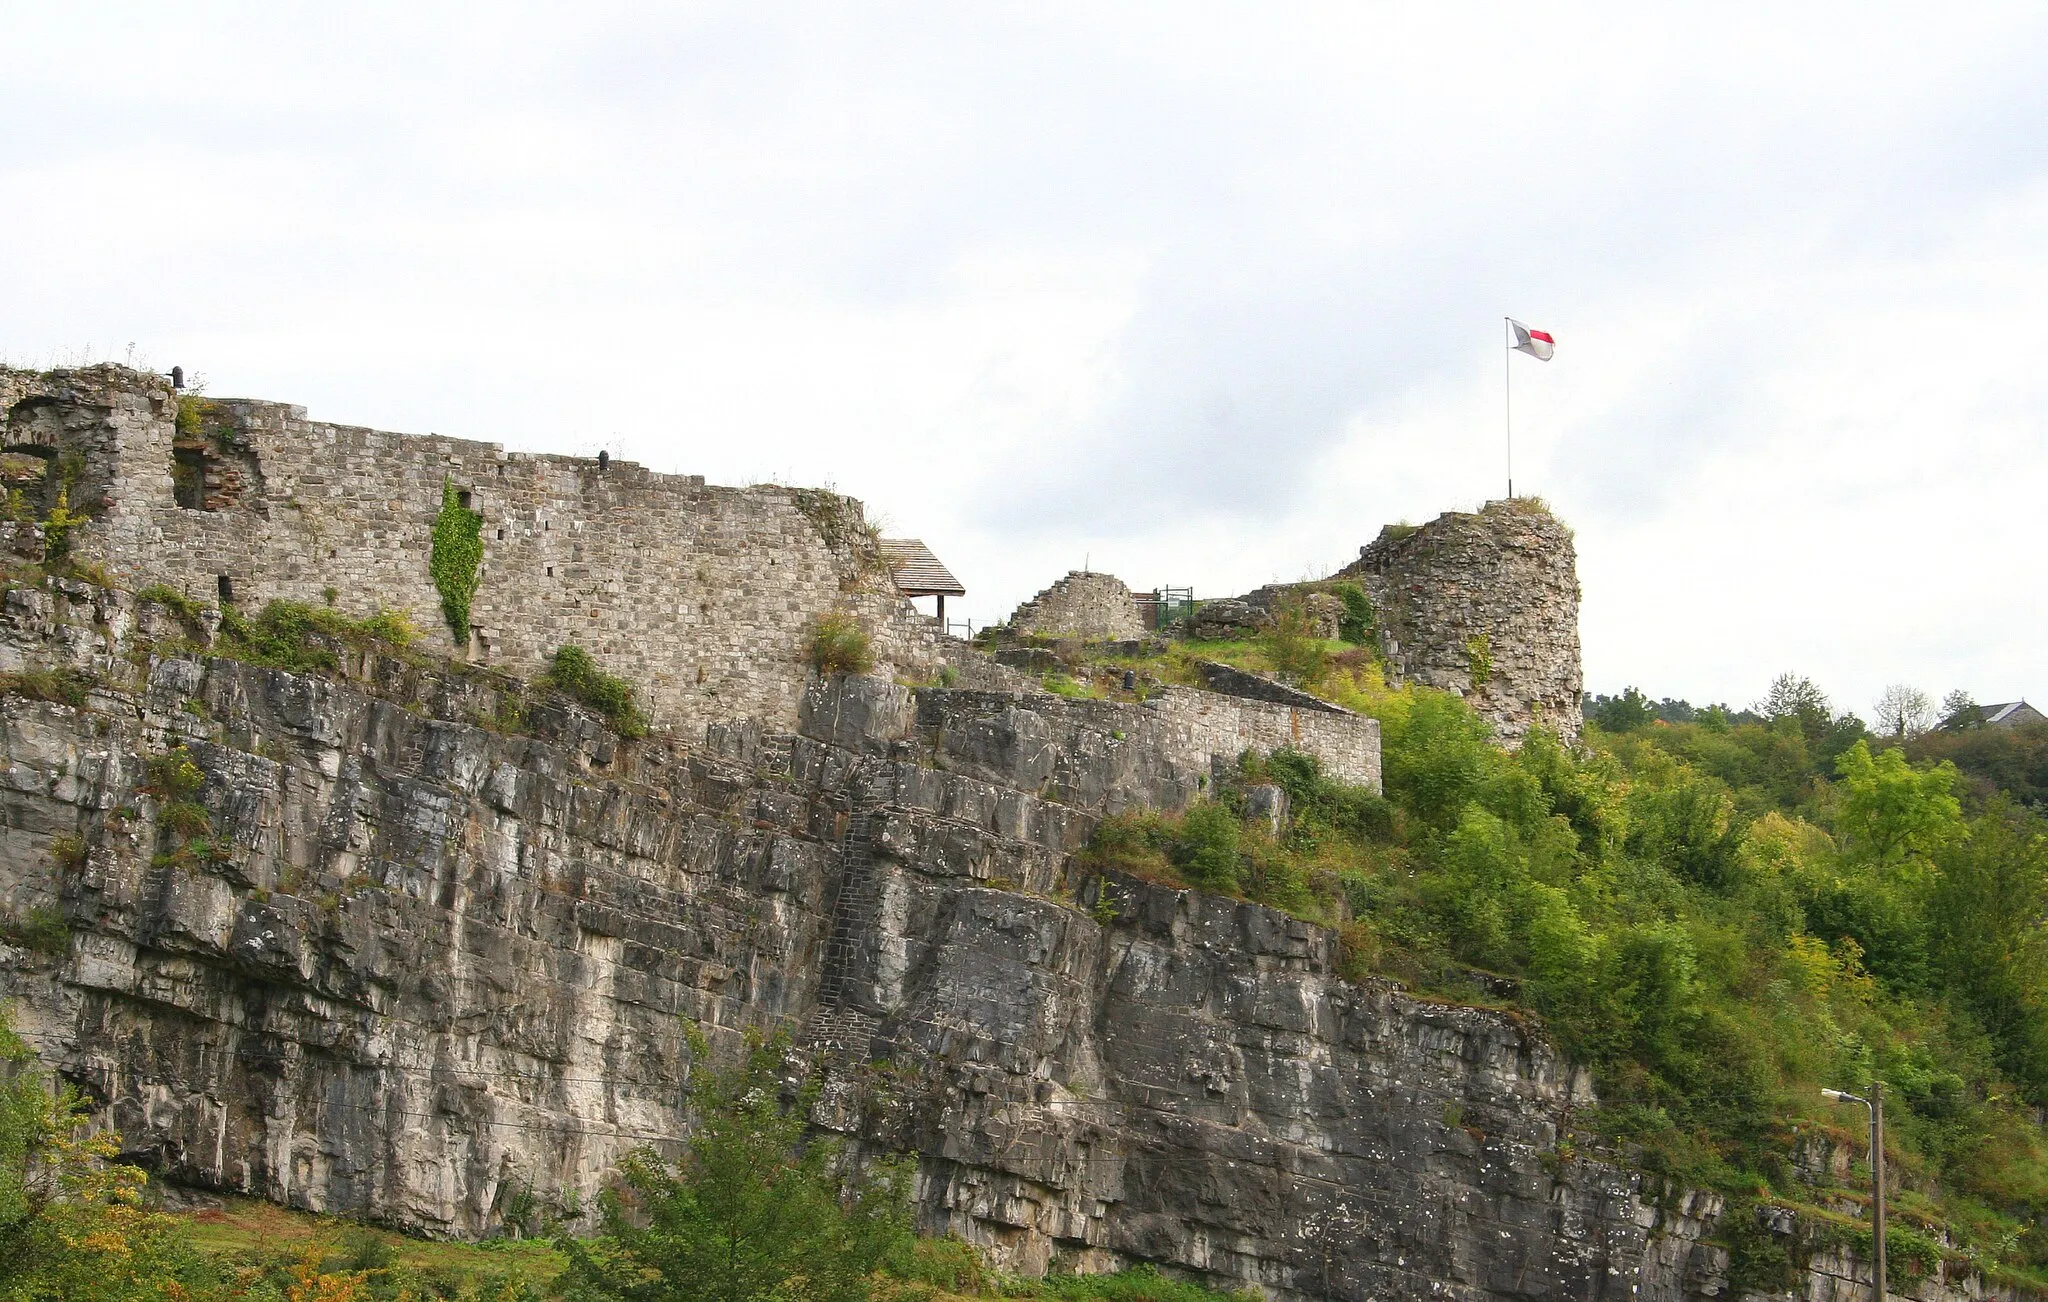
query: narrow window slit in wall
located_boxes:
[216,575,233,603]
[496,528,505,540]
[457,489,473,511]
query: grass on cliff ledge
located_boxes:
[995,583,1388,711]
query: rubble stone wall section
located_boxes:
[0,365,940,739]
[1341,500,1583,742]
[1008,571,1146,641]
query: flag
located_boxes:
[1509,319,1555,361]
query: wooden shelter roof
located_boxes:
[878,538,965,597]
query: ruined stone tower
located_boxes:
[1340,499,1583,741]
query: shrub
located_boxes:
[541,645,649,737]
[216,599,417,672]
[140,746,206,801]
[1077,813,1178,884]
[555,1024,913,1302]
[0,906,69,955]
[0,666,94,707]
[809,611,875,677]
[1261,598,1329,683]
[1464,633,1493,687]
[135,583,205,626]
[159,800,213,839]
[1174,802,1242,894]
[1332,581,1376,645]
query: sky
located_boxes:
[5,3,2047,717]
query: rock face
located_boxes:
[1340,502,1583,743]
[1,582,1993,1302]
[1009,572,1146,641]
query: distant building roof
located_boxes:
[878,538,964,597]
[1982,701,2046,728]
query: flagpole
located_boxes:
[1504,317,1513,500]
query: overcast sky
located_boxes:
[6,4,2047,716]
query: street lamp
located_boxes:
[1823,1084,1886,1302]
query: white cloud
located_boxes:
[5,3,2047,716]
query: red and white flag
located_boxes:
[1509,319,1555,361]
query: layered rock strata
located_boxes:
[0,583,1979,1302]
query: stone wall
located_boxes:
[0,365,939,740]
[1339,500,1583,742]
[1009,571,1146,641]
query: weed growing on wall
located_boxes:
[216,600,419,673]
[541,645,649,737]
[135,583,204,625]
[430,477,483,642]
[808,611,874,676]
[1464,633,1493,687]
[1332,581,1376,645]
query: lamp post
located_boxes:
[1823,1084,1886,1302]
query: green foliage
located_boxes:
[1331,581,1375,646]
[1007,1263,1260,1301]
[0,907,68,956]
[430,477,484,641]
[810,612,876,677]
[1173,802,1242,894]
[1590,686,1658,733]
[0,1003,225,1300]
[0,666,94,708]
[135,583,205,625]
[1464,633,1493,688]
[140,746,205,801]
[556,1023,913,1302]
[1259,598,1329,683]
[216,599,419,673]
[1910,719,2048,808]
[38,488,82,560]
[541,645,649,738]
[174,394,210,440]
[1071,671,2048,1278]
[159,800,213,839]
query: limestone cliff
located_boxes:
[0,578,1987,1302]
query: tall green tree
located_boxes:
[1927,803,2048,1098]
[557,1025,913,1302]
[1833,740,1963,870]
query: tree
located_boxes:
[1940,689,1983,730]
[1758,673,1833,745]
[1833,740,1963,869]
[556,1025,912,1302]
[1589,687,1655,733]
[1926,802,2048,1097]
[1874,683,1937,739]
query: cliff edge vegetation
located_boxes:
[1078,672,2048,1294]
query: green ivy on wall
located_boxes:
[430,478,483,642]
